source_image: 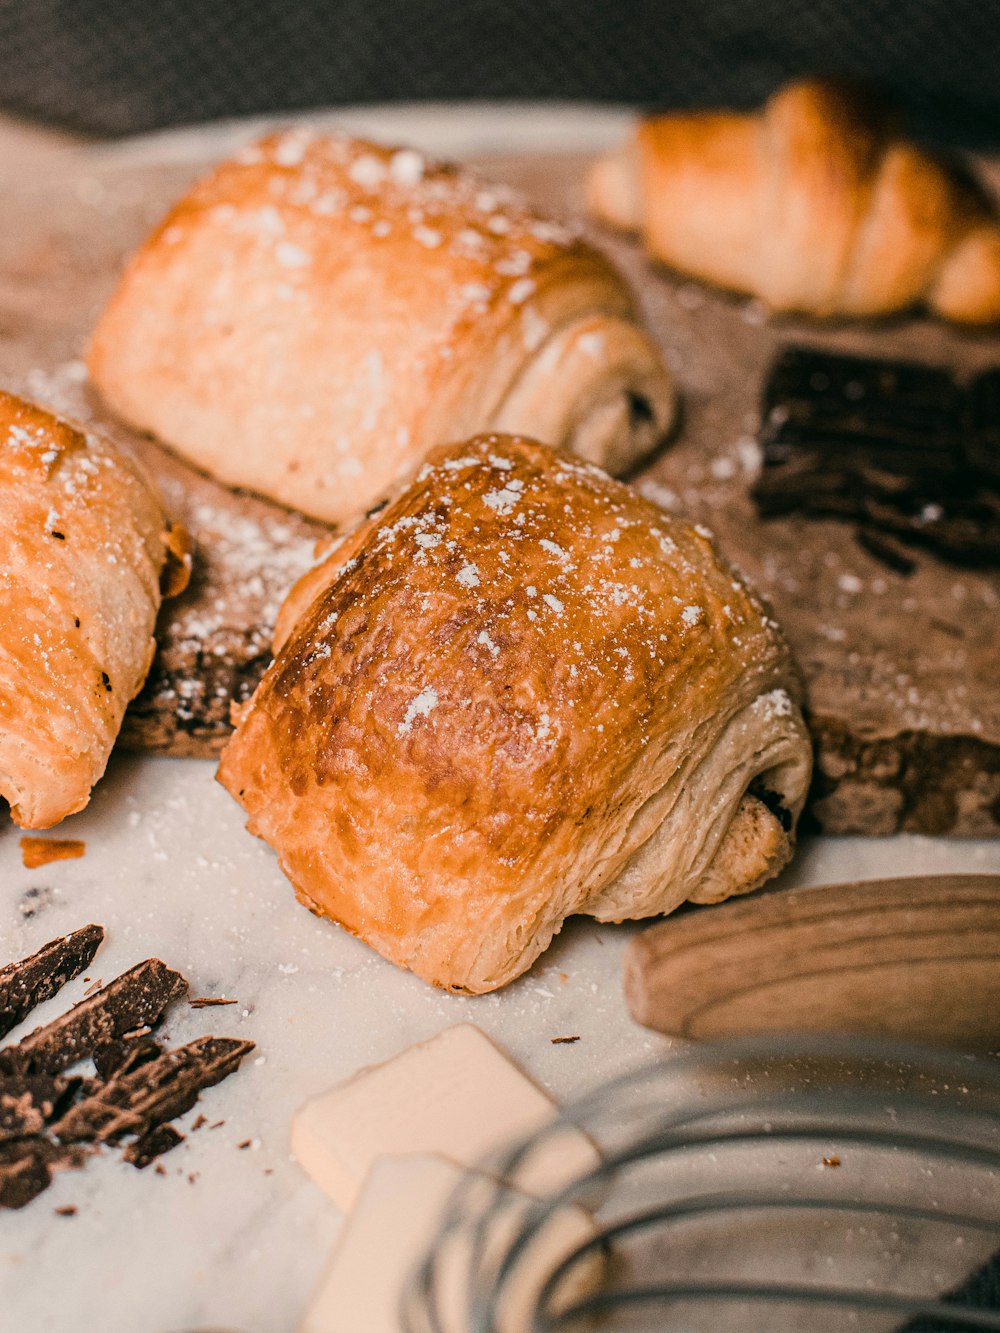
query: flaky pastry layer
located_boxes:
[218,435,812,993]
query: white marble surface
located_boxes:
[0,103,998,1333]
[2,753,998,1333]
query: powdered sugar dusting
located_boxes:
[398,686,439,736]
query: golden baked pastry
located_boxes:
[587,78,1000,323]
[0,391,181,829]
[218,434,812,993]
[88,129,676,527]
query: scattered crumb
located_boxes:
[237,1139,253,1150]
[550,1035,581,1045]
[54,1205,77,1217]
[20,837,86,869]
[189,997,239,1008]
[822,1155,842,1168]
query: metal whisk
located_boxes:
[403,1035,1000,1332]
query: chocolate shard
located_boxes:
[2,959,188,1077]
[0,1074,81,1141]
[0,926,105,1040]
[54,1036,255,1144]
[0,1138,54,1210]
[93,1034,163,1082]
[123,1122,185,1169]
[754,345,1000,571]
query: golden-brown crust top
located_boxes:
[89,130,672,523]
[0,390,167,827]
[218,435,807,991]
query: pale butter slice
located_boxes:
[300,1152,602,1333]
[291,1023,600,1210]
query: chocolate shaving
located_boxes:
[0,926,104,1040]
[93,1034,164,1082]
[551,1035,581,1045]
[55,1036,255,1144]
[753,346,1000,570]
[0,1137,86,1211]
[124,1122,185,1169]
[0,1138,55,1210]
[0,1075,80,1142]
[0,928,255,1210]
[4,959,188,1077]
[189,996,238,1008]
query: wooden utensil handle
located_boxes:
[624,875,1000,1051]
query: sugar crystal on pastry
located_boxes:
[218,434,812,993]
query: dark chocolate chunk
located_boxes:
[0,1074,80,1141]
[0,926,104,1040]
[0,1138,54,1210]
[747,778,794,832]
[4,959,188,1077]
[93,1034,163,1082]
[123,1122,185,1169]
[754,346,1000,570]
[55,1036,254,1144]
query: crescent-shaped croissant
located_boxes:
[587,78,1000,324]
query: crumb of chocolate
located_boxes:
[191,1114,207,1131]
[550,1035,581,1045]
[19,838,86,870]
[189,997,239,1008]
[822,1155,842,1168]
[237,1138,252,1150]
[54,1205,76,1216]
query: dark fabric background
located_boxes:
[1,0,999,144]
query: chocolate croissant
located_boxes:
[0,391,181,828]
[88,130,676,527]
[218,435,812,994]
[587,78,1000,323]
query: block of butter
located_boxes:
[292,1023,600,1211]
[301,1152,602,1333]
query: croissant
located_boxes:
[217,434,813,994]
[0,391,181,829]
[88,130,676,527]
[587,78,1000,324]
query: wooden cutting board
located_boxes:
[0,135,997,835]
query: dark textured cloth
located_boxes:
[1,0,999,144]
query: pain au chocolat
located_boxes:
[218,435,812,993]
[0,391,186,829]
[87,129,675,527]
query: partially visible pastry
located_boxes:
[0,391,182,828]
[218,434,812,993]
[88,130,675,526]
[587,78,1000,323]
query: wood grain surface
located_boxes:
[0,139,997,833]
[624,874,1000,1051]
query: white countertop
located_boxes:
[2,753,998,1333]
[0,104,998,1333]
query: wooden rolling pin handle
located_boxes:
[624,875,1000,1052]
